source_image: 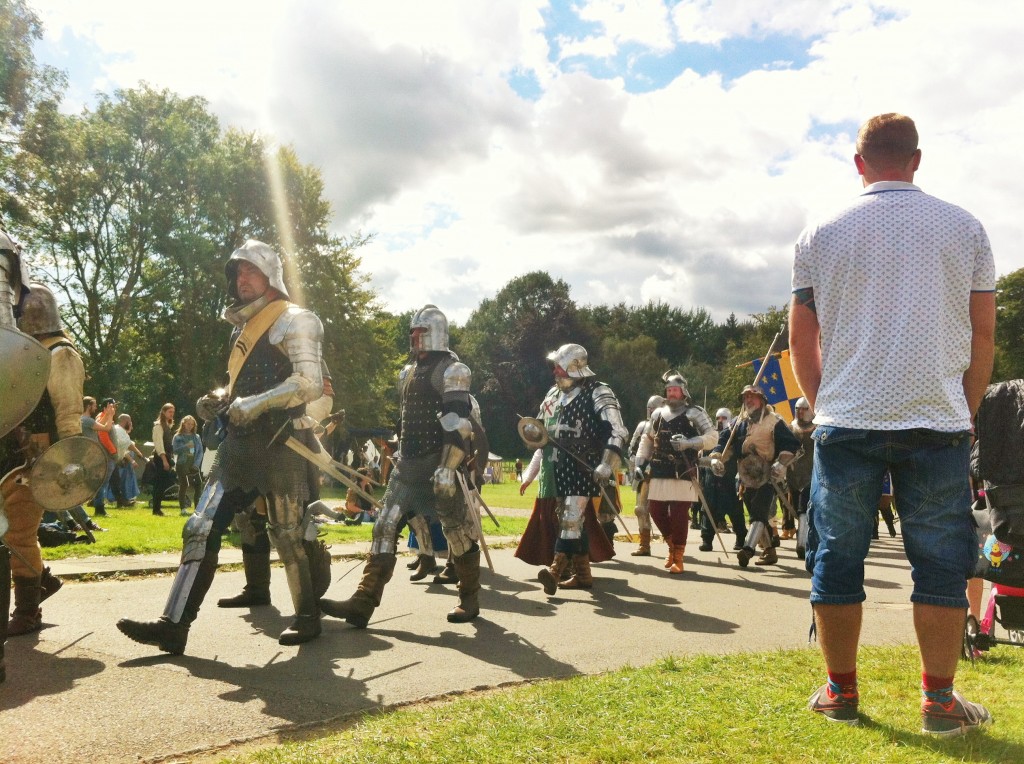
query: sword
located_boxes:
[456,471,494,572]
[517,415,632,542]
[281,435,382,510]
[688,471,730,558]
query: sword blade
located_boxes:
[282,436,382,509]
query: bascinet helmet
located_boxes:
[715,407,732,420]
[646,394,665,415]
[409,304,449,352]
[546,343,594,378]
[225,239,290,301]
[18,283,64,336]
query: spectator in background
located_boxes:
[107,413,145,507]
[172,415,204,514]
[150,402,176,517]
[81,396,115,517]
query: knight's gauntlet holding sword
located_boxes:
[593,448,621,486]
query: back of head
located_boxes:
[856,113,918,171]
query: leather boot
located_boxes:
[320,553,396,628]
[560,554,593,589]
[602,520,617,548]
[40,567,63,603]
[217,551,271,608]
[538,552,571,596]
[447,548,481,623]
[432,558,459,585]
[755,546,778,566]
[669,546,685,574]
[631,529,652,556]
[663,542,675,569]
[409,554,438,582]
[116,551,219,655]
[305,539,333,599]
[8,576,43,636]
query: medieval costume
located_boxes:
[319,304,486,627]
[787,397,815,556]
[117,240,329,653]
[711,385,800,568]
[635,372,717,573]
[627,395,664,557]
[529,344,628,595]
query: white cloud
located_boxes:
[27,0,1024,326]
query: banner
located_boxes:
[752,349,804,423]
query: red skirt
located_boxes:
[514,497,615,566]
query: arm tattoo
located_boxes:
[793,287,816,314]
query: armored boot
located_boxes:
[279,580,321,646]
[560,554,593,589]
[432,558,459,585]
[217,550,271,608]
[40,567,63,603]
[538,552,571,596]
[319,553,396,628]
[8,576,43,636]
[631,529,652,556]
[116,551,219,655]
[663,542,675,569]
[447,548,481,623]
[668,546,685,575]
[410,554,438,582]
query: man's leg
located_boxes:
[266,493,321,645]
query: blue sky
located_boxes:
[28,0,1024,322]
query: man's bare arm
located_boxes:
[789,291,822,410]
[964,290,996,418]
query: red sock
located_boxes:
[922,673,954,705]
[827,669,858,697]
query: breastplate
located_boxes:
[400,356,445,458]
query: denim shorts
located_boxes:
[807,426,974,608]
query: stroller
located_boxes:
[963,379,1024,659]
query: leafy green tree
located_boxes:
[460,271,591,457]
[596,334,666,428]
[715,305,790,413]
[994,268,1024,382]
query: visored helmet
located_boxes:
[546,343,594,378]
[409,304,449,352]
[225,239,290,301]
[18,283,63,335]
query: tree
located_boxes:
[995,268,1024,382]
[596,334,666,428]
[460,272,591,456]
[1,0,65,221]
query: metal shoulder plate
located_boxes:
[443,361,472,393]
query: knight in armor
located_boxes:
[0,282,85,640]
[634,372,717,573]
[698,408,746,552]
[319,304,485,626]
[532,343,628,595]
[628,394,664,557]
[710,385,800,568]
[2,232,45,682]
[786,397,815,557]
[117,240,328,652]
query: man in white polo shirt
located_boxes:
[790,113,995,736]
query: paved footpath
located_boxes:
[1,523,921,764]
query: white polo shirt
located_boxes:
[792,181,996,432]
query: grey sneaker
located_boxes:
[921,691,992,737]
[808,683,860,725]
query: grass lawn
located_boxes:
[42,484,532,560]
[209,643,1023,764]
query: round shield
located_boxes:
[29,436,109,511]
[737,452,770,489]
[0,326,51,439]
[111,424,132,460]
[517,417,549,449]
